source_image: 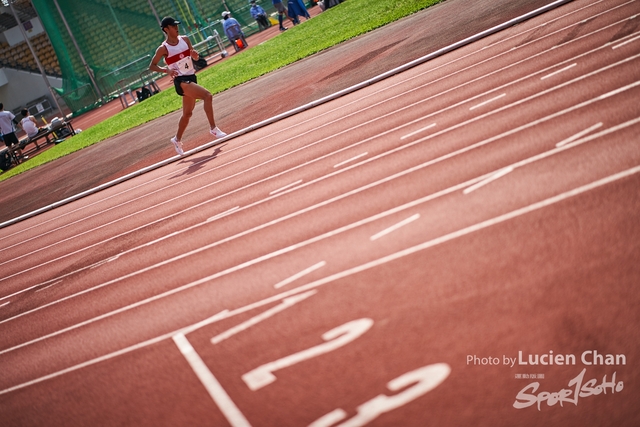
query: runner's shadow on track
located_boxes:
[171,145,226,178]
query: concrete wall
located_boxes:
[0,15,61,117]
[4,18,46,47]
[0,67,62,115]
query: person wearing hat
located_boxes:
[250,0,271,31]
[221,11,248,52]
[149,16,227,156]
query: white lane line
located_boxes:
[2,165,638,396]
[556,123,603,147]
[400,123,436,140]
[34,281,63,293]
[541,63,577,80]
[173,333,252,427]
[334,152,368,168]
[207,207,240,222]
[463,167,514,194]
[270,180,303,195]
[612,33,640,49]
[274,261,326,289]
[469,93,506,110]
[370,214,420,241]
[409,58,640,149]
[211,291,317,344]
[402,15,640,136]
[309,409,348,427]
[0,301,10,308]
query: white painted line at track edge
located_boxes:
[541,63,577,80]
[470,93,506,110]
[270,180,303,195]
[463,167,514,194]
[274,262,327,289]
[370,214,420,241]
[173,333,252,427]
[34,281,62,293]
[556,123,603,147]
[612,33,640,49]
[211,290,317,344]
[334,152,368,168]
[401,123,436,140]
[208,207,241,222]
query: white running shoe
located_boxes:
[171,136,184,155]
[210,126,227,139]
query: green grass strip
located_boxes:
[1,0,441,181]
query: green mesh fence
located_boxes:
[30,0,276,114]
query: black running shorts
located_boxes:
[2,132,18,147]
[173,74,197,96]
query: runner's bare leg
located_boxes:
[181,82,217,130]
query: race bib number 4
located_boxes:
[174,54,194,73]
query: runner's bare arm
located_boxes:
[184,36,200,61]
[149,45,176,77]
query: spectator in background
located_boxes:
[250,0,271,31]
[20,108,41,139]
[222,11,248,51]
[288,0,310,23]
[320,0,344,10]
[272,0,295,32]
[0,103,23,158]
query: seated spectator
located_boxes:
[250,0,271,31]
[20,109,42,139]
[222,11,248,51]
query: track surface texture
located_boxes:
[1,0,640,426]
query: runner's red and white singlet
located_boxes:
[163,37,195,76]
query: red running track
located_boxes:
[1,0,639,425]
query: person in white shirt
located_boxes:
[149,16,227,156]
[20,109,41,138]
[0,103,18,147]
